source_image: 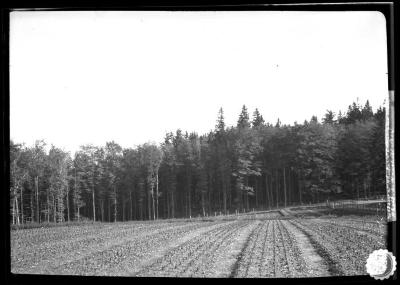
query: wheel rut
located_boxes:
[287,219,341,276]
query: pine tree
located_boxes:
[310,115,318,124]
[28,140,47,223]
[370,106,386,196]
[104,142,122,222]
[252,108,265,128]
[322,110,336,124]
[216,107,225,132]
[160,134,177,218]
[10,99,388,222]
[10,141,29,225]
[337,110,346,124]
[345,101,363,124]
[362,100,374,121]
[233,107,262,211]
[237,105,251,129]
[72,155,86,221]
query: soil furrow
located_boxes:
[12,207,387,278]
[45,222,218,275]
[230,221,264,277]
[258,220,270,277]
[134,221,243,277]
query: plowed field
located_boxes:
[11,207,387,277]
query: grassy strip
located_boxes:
[11,220,105,230]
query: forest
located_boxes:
[10,99,386,224]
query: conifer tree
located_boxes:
[216,107,225,132]
[10,100,387,222]
[322,110,336,124]
[252,108,265,128]
[362,100,374,121]
[237,105,251,129]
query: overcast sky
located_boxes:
[10,11,388,154]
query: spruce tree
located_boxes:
[362,100,374,121]
[216,107,225,133]
[252,108,265,128]
[322,110,336,124]
[237,105,251,129]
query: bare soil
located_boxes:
[11,206,387,277]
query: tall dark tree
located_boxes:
[252,108,265,128]
[10,99,387,223]
[237,105,251,129]
[362,100,374,121]
[233,107,262,211]
[322,110,336,124]
[104,142,122,222]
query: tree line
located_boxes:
[10,99,386,224]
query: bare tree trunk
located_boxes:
[12,195,15,225]
[139,199,143,220]
[53,195,56,223]
[20,187,24,224]
[147,186,151,220]
[16,196,20,225]
[223,188,227,215]
[171,190,175,219]
[156,172,159,219]
[35,176,39,223]
[47,188,50,223]
[363,178,367,198]
[100,200,104,222]
[74,170,78,221]
[217,189,221,213]
[276,170,279,208]
[66,185,70,222]
[208,172,212,215]
[133,191,137,220]
[57,195,64,223]
[283,167,287,208]
[184,193,187,217]
[30,191,34,223]
[12,197,15,225]
[130,190,133,220]
[201,190,206,217]
[229,182,232,210]
[108,199,111,222]
[223,173,228,215]
[288,169,292,206]
[92,186,96,222]
[152,185,155,220]
[245,177,249,211]
[355,179,360,200]
[269,174,273,209]
[186,169,192,219]
[166,191,170,219]
[114,186,117,222]
[12,195,19,225]
[122,199,125,222]
[255,177,259,209]
[189,186,192,219]
[298,174,303,205]
[265,174,270,210]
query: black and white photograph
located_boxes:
[7,6,396,279]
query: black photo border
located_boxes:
[1,1,397,285]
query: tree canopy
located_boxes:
[10,100,386,224]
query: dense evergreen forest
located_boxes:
[10,100,386,224]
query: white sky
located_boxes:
[10,11,388,154]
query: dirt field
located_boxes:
[11,207,387,277]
